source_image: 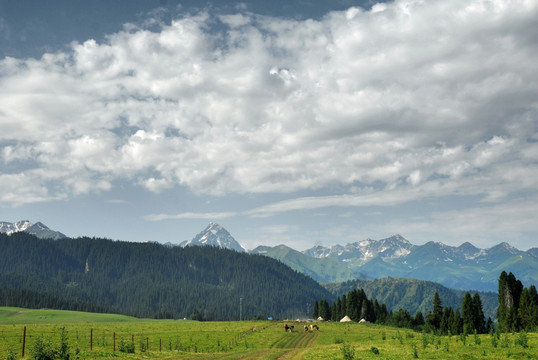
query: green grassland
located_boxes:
[1,307,536,360]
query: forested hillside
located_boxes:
[323,277,498,322]
[0,232,333,320]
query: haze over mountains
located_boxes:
[2,220,537,293]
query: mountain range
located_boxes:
[257,235,538,292]
[2,220,537,293]
[180,223,537,292]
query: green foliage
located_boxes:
[5,349,17,360]
[57,327,69,360]
[370,346,380,355]
[326,277,498,323]
[412,343,419,358]
[117,338,134,353]
[30,336,57,360]
[473,330,481,345]
[515,331,528,348]
[341,343,355,360]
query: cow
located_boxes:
[304,325,308,332]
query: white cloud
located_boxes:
[0,0,537,209]
[144,211,238,221]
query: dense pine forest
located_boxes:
[0,232,333,320]
[324,277,499,322]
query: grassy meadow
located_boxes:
[1,307,536,360]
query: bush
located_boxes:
[341,343,355,360]
[515,332,528,348]
[371,346,380,355]
[6,349,17,360]
[118,338,135,353]
[58,328,69,360]
[31,336,57,360]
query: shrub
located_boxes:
[58,328,70,360]
[341,343,355,360]
[6,349,17,360]
[31,336,57,360]
[118,338,135,353]
[371,346,380,355]
[500,334,510,348]
[473,330,481,345]
[515,332,528,348]
[491,333,498,348]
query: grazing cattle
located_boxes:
[310,324,319,331]
[289,325,294,332]
[284,323,289,332]
[304,325,308,332]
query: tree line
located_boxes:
[314,271,538,334]
[497,270,538,332]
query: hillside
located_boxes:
[0,232,333,320]
[250,244,367,283]
[324,277,498,321]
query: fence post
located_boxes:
[160,338,162,352]
[113,332,116,352]
[90,328,93,351]
[146,337,149,351]
[22,326,26,358]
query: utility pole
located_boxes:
[240,297,243,321]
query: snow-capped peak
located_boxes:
[0,220,66,239]
[181,223,246,252]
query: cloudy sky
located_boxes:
[1,0,537,251]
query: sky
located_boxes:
[1,0,537,251]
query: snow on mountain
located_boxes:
[180,223,246,253]
[0,220,66,240]
[303,234,414,264]
[0,220,32,234]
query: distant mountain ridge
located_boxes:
[2,220,537,293]
[0,220,66,240]
[260,235,538,292]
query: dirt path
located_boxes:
[276,331,318,360]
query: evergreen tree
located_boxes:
[518,287,537,331]
[320,300,331,321]
[462,292,474,332]
[312,300,319,319]
[440,307,453,335]
[414,311,425,329]
[346,290,360,321]
[426,291,443,330]
[497,271,523,332]
[450,309,463,335]
[472,292,485,333]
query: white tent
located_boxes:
[340,315,352,322]
[359,318,368,323]
[317,316,324,321]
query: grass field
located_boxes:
[1,307,536,360]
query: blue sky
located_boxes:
[1,0,537,251]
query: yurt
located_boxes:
[340,315,352,322]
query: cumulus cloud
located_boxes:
[1,0,537,209]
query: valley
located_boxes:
[1,307,537,360]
